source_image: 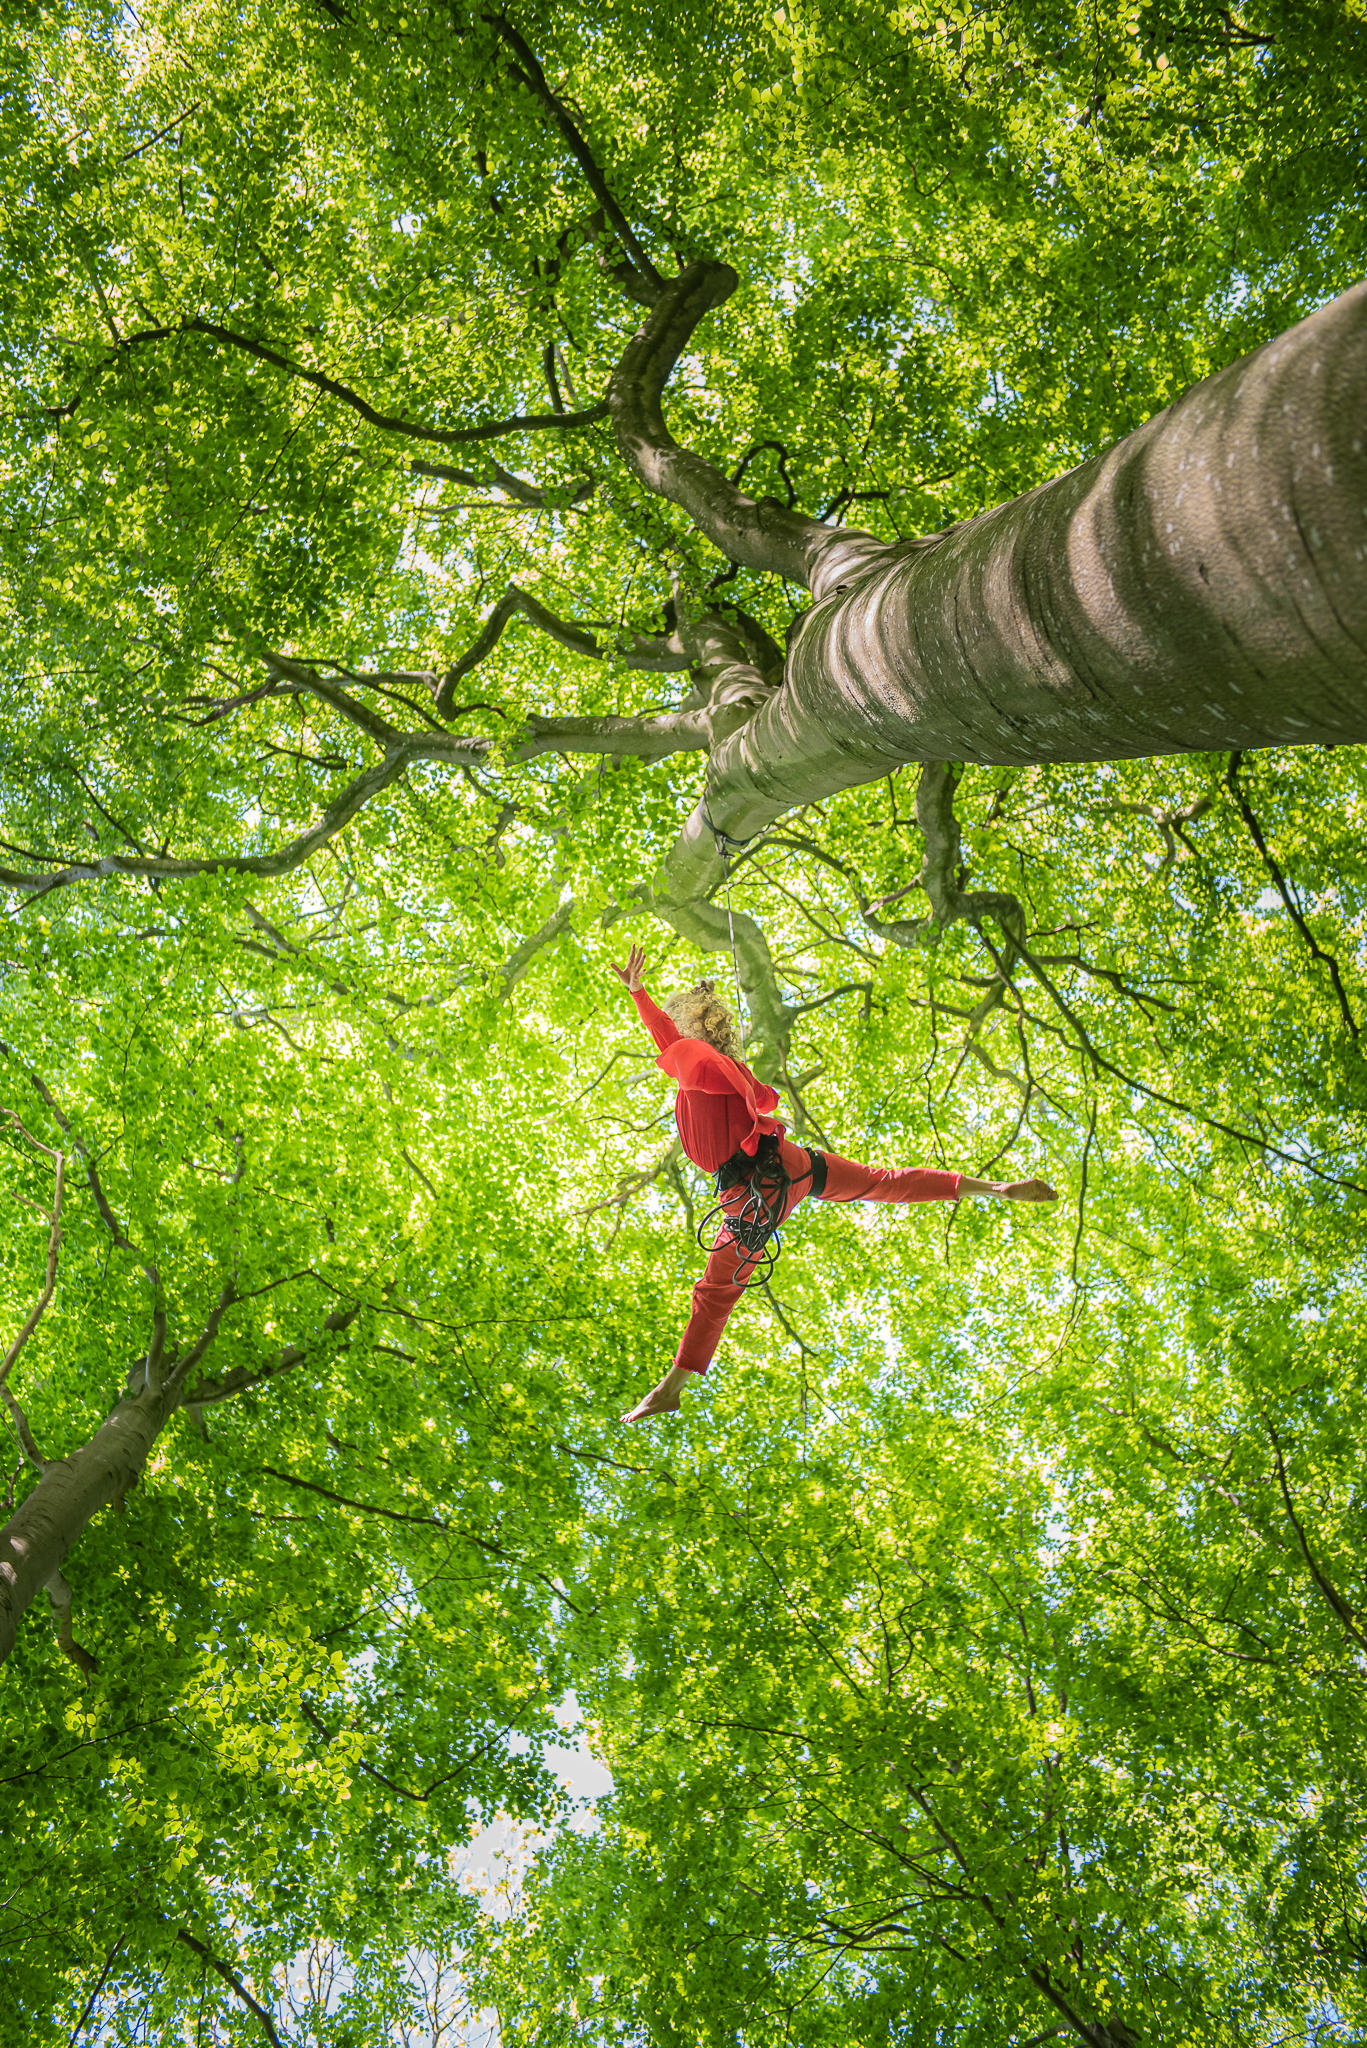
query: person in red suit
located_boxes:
[612,945,1058,1423]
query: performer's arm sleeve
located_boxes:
[631,986,680,1052]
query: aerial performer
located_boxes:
[612,945,1059,1424]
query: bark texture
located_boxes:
[0,1381,167,1666]
[703,278,1367,847]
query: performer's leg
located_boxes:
[620,1238,759,1422]
[816,1150,962,1206]
[622,1149,817,1423]
[673,1239,763,1374]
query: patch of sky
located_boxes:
[460,1695,613,1932]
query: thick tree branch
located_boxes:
[162,1284,240,1402]
[608,261,869,590]
[859,765,1025,1064]
[180,1303,358,1409]
[410,455,595,509]
[497,900,574,1001]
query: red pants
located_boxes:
[674,1138,961,1375]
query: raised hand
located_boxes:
[610,943,647,993]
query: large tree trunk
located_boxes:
[702,279,1367,842]
[0,1382,169,1666]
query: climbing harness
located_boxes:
[696,1134,828,1288]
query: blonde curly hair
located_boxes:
[663,979,745,1061]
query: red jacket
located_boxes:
[632,988,786,1173]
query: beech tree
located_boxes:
[2,0,1366,2041]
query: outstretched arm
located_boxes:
[611,944,680,1051]
[958,1176,1058,1201]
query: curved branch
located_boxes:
[435,581,689,713]
[609,262,862,587]
[45,1569,98,1676]
[2,1384,46,1469]
[731,439,799,508]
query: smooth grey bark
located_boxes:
[11,269,1365,1075]
[695,277,1367,851]
[603,264,1367,984]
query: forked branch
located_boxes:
[434,581,688,715]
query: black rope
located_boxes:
[697,1136,818,1289]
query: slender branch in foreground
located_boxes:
[484,14,664,294]
[172,1930,284,2048]
[1227,752,1360,1038]
[0,1114,65,1390]
[65,1933,128,2046]
[3,1059,165,1296]
[48,316,610,444]
[1265,1420,1367,1650]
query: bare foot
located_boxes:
[622,1366,692,1424]
[1005,1178,1058,1202]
